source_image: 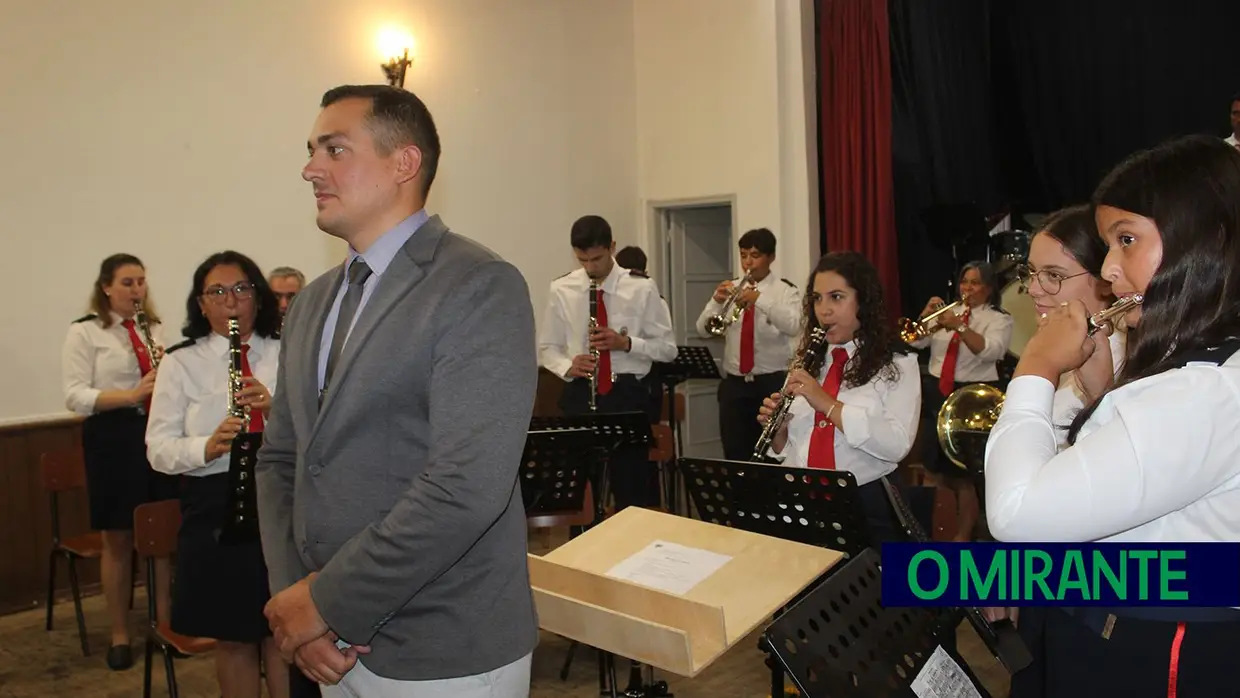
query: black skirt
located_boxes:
[171,473,272,643]
[81,408,181,531]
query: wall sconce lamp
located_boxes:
[378,28,415,88]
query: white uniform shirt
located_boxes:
[1050,329,1127,448]
[694,274,802,376]
[146,332,280,477]
[62,312,166,416]
[770,342,922,486]
[985,349,1240,543]
[910,303,1014,382]
[539,262,678,380]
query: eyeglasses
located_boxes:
[1016,264,1091,294]
[202,282,255,304]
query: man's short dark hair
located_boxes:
[615,246,647,271]
[738,228,776,255]
[571,215,613,250]
[1231,93,1240,107]
[321,85,441,198]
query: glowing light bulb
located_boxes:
[377,27,415,62]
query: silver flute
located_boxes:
[1087,294,1143,335]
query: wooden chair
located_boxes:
[134,499,215,698]
[40,449,106,656]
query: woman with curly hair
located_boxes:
[757,251,921,543]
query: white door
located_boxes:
[658,203,733,459]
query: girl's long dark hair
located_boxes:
[182,251,281,340]
[1068,135,1240,443]
[796,251,905,388]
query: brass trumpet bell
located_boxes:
[936,383,1004,474]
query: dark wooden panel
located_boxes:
[0,417,99,615]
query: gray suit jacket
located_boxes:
[256,215,539,680]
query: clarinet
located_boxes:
[752,327,830,460]
[218,317,261,545]
[587,280,600,412]
[133,299,161,369]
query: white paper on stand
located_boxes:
[604,540,733,596]
[910,645,983,698]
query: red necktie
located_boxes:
[595,289,613,396]
[739,304,755,375]
[239,344,264,433]
[121,319,153,412]
[939,307,972,397]
[807,348,850,470]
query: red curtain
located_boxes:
[818,0,900,318]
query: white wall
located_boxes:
[0,0,817,425]
[0,0,638,424]
[633,0,818,289]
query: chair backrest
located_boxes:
[648,423,674,462]
[659,388,686,424]
[39,449,87,493]
[133,499,181,559]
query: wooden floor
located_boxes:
[0,530,1011,697]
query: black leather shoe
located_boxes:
[106,644,133,670]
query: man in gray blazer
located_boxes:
[257,85,539,697]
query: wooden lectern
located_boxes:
[529,507,843,678]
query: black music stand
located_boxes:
[881,478,1033,674]
[763,548,992,698]
[653,346,722,514]
[216,432,262,546]
[519,428,597,517]
[533,413,662,696]
[677,457,872,697]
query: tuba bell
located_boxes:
[936,383,1004,474]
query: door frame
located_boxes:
[645,194,739,301]
[646,195,738,459]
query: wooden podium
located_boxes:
[529,507,843,678]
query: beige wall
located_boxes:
[633,0,818,287]
[1,0,815,424]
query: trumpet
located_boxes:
[752,326,830,460]
[133,299,160,370]
[587,280,600,412]
[897,298,963,343]
[705,272,755,336]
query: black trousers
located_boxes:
[560,375,661,510]
[1025,608,1240,697]
[717,372,787,462]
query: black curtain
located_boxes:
[889,0,1005,317]
[993,0,1240,210]
[888,0,1240,317]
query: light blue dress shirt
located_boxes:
[316,210,430,391]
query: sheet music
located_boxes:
[910,646,983,698]
[604,540,733,596]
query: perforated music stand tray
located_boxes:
[677,458,872,558]
[764,548,992,698]
[217,432,262,546]
[880,477,1033,674]
[528,507,842,678]
[655,345,722,384]
[520,428,597,515]
[530,411,652,451]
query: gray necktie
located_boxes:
[324,258,372,391]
